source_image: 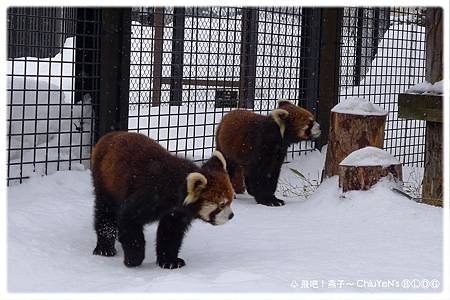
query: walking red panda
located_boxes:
[216,99,321,206]
[91,131,234,269]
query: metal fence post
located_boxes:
[315,8,343,150]
[97,8,131,141]
[298,8,321,113]
[170,7,185,106]
[239,8,259,109]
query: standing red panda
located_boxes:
[216,99,321,206]
[91,131,234,269]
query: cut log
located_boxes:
[339,146,402,192]
[324,98,388,178]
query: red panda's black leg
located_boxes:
[116,195,150,267]
[116,189,166,267]
[117,220,145,267]
[245,165,285,207]
[156,207,194,269]
[93,189,118,257]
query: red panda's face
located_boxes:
[277,100,321,141]
[183,151,234,226]
[196,171,234,226]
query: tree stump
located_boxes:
[324,98,388,178]
[339,147,402,192]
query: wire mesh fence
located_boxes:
[128,7,318,161]
[339,7,427,166]
[6,6,428,185]
[6,8,101,185]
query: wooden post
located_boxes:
[97,8,131,139]
[422,7,443,206]
[239,8,258,109]
[151,7,164,107]
[169,7,185,106]
[425,8,443,84]
[298,8,321,113]
[315,8,342,150]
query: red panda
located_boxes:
[91,131,234,269]
[216,99,321,206]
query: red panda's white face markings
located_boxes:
[196,171,234,226]
[277,99,321,141]
[310,120,321,139]
[270,109,290,137]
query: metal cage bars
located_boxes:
[6,7,428,185]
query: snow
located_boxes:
[8,150,442,292]
[332,97,388,116]
[7,37,93,182]
[7,37,77,103]
[6,15,444,293]
[340,146,401,167]
[406,80,444,95]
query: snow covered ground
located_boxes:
[7,150,443,293]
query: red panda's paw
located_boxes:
[233,185,246,194]
[123,246,145,267]
[257,196,285,207]
[93,244,117,257]
[158,257,186,269]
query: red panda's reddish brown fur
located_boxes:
[91,131,234,269]
[216,100,320,206]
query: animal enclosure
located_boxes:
[6,7,427,185]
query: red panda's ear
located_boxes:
[201,150,227,172]
[277,98,292,108]
[184,172,208,205]
[212,150,227,170]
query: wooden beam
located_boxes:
[398,93,442,123]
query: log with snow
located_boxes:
[324,97,388,178]
[339,146,402,192]
[331,97,388,116]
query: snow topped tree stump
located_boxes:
[324,97,388,178]
[339,146,402,192]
